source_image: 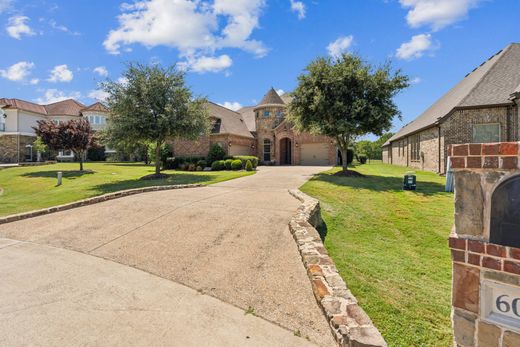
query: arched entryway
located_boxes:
[279,138,292,165]
[490,175,520,247]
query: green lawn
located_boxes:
[0,162,253,217]
[301,161,453,347]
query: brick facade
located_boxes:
[449,142,520,347]
[0,134,36,163]
[383,105,519,173]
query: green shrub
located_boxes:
[358,154,367,164]
[179,163,187,171]
[207,144,226,165]
[211,161,221,171]
[231,159,242,170]
[245,160,253,171]
[233,156,259,168]
[188,163,196,171]
[225,159,234,170]
[196,166,203,171]
[197,160,207,168]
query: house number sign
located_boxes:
[481,280,520,331]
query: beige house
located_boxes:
[383,43,520,173]
[0,98,109,163]
[172,88,337,165]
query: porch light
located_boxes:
[295,142,299,148]
[228,142,232,147]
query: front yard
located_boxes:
[0,162,253,217]
[301,162,454,346]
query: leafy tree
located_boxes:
[103,63,209,177]
[33,119,93,171]
[33,136,48,162]
[287,54,408,171]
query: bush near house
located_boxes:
[233,156,258,168]
[207,143,226,165]
[231,159,242,170]
[245,160,253,171]
[225,159,234,170]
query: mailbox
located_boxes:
[403,172,416,190]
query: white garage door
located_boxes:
[300,143,329,165]
[229,145,251,156]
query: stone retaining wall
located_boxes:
[288,189,387,347]
[0,184,203,225]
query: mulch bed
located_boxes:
[333,170,365,177]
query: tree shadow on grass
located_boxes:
[88,173,215,195]
[21,170,95,179]
[317,220,328,241]
[311,171,448,197]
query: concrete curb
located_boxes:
[0,184,204,225]
[288,189,387,347]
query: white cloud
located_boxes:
[0,61,35,82]
[117,76,129,86]
[219,101,242,111]
[93,66,109,77]
[88,89,110,102]
[290,0,306,20]
[30,78,39,85]
[180,54,233,73]
[410,77,422,84]
[48,64,74,82]
[49,19,81,36]
[6,15,35,39]
[400,0,481,31]
[276,89,285,96]
[35,89,81,104]
[396,33,437,60]
[327,35,354,57]
[104,0,267,60]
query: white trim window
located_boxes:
[86,114,106,125]
[472,123,501,143]
[0,109,5,131]
[57,149,74,158]
[263,139,271,162]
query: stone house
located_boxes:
[0,98,109,163]
[382,43,520,173]
[172,88,337,165]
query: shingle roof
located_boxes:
[237,106,256,132]
[386,43,520,146]
[207,102,253,138]
[82,102,109,113]
[257,88,285,106]
[0,98,47,115]
[45,99,86,116]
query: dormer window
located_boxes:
[263,110,270,117]
[211,118,222,133]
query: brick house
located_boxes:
[0,98,109,163]
[172,88,337,165]
[382,43,520,173]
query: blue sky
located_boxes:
[0,0,518,136]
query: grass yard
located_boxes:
[301,161,453,347]
[0,162,253,217]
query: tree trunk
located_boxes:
[79,151,84,171]
[155,141,161,175]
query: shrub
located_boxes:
[207,144,226,165]
[165,157,176,169]
[188,163,196,171]
[197,160,207,168]
[233,156,259,168]
[231,159,242,170]
[196,166,203,171]
[245,160,253,171]
[211,161,221,171]
[87,145,106,161]
[179,163,187,171]
[358,154,367,164]
[225,159,234,170]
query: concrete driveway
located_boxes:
[0,166,335,346]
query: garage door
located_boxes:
[300,143,329,165]
[229,145,251,156]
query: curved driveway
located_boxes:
[0,166,335,346]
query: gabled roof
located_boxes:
[257,88,285,107]
[387,43,520,145]
[82,102,109,113]
[45,99,86,116]
[237,106,256,132]
[207,102,254,139]
[0,98,47,115]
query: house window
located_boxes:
[58,150,73,157]
[0,110,5,132]
[86,114,106,125]
[263,139,271,162]
[211,119,222,133]
[410,134,420,162]
[472,123,500,143]
[263,110,270,117]
[275,111,284,119]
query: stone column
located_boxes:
[449,142,520,347]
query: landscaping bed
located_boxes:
[0,162,253,217]
[300,162,454,346]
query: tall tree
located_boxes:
[34,119,93,171]
[103,63,209,177]
[288,54,408,172]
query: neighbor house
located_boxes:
[382,43,520,173]
[172,88,337,165]
[0,98,109,163]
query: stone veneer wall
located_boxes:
[448,141,520,347]
[0,134,36,163]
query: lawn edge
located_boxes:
[288,189,387,347]
[0,184,204,225]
